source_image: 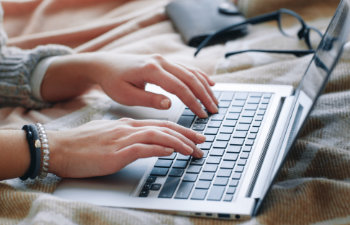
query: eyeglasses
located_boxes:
[194,8,323,58]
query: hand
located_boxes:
[47,118,205,178]
[42,53,219,118]
[89,53,219,118]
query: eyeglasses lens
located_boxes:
[279,12,304,37]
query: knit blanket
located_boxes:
[1,0,349,224]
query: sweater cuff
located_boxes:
[30,56,59,101]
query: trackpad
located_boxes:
[54,158,155,205]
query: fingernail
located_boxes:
[160,98,171,109]
[194,148,204,158]
[183,144,193,154]
[211,102,218,113]
[164,148,174,154]
[200,110,208,118]
[196,133,206,142]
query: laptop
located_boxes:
[53,0,350,220]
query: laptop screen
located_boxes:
[287,0,350,146]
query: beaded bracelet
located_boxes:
[20,124,41,180]
[35,123,50,178]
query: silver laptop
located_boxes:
[54,0,350,220]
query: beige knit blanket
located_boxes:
[1,0,349,224]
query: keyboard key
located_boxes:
[211,114,225,121]
[146,176,156,184]
[235,165,244,173]
[175,181,194,199]
[236,124,250,131]
[226,113,240,120]
[262,93,272,99]
[195,118,209,124]
[218,101,231,108]
[232,131,247,138]
[255,115,264,121]
[173,160,188,168]
[257,110,266,115]
[240,152,250,159]
[214,177,229,186]
[232,100,245,106]
[245,104,258,111]
[223,153,239,161]
[240,117,253,124]
[158,177,181,198]
[182,108,195,116]
[192,123,206,131]
[197,142,212,150]
[218,108,228,115]
[216,133,231,141]
[203,164,218,172]
[139,189,149,197]
[191,189,208,200]
[242,146,252,152]
[150,167,169,176]
[210,148,225,156]
[187,165,202,174]
[261,98,270,104]
[222,120,237,127]
[247,133,257,139]
[252,121,262,127]
[205,135,215,142]
[217,169,232,177]
[150,183,162,191]
[183,173,198,182]
[204,128,219,135]
[177,115,195,128]
[206,157,221,164]
[234,92,248,100]
[229,179,239,187]
[226,187,236,194]
[230,138,245,146]
[242,110,255,117]
[224,194,234,202]
[190,158,205,165]
[196,180,211,189]
[177,155,191,160]
[199,172,215,181]
[260,104,268,110]
[227,145,241,153]
[245,139,254,146]
[237,159,247,166]
[213,141,228,148]
[154,159,173,168]
[247,97,260,104]
[208,121,222,128]
[207,186,225,201]
[250,127,259,133]
[232,172,242,180]
[169,168,184,177]
[220,161,235,169]
[220,92,234,100]
[229,106,242,113]
[220,126,234,134]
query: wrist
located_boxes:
[40,53,98,102]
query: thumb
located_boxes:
[123,85,172,110]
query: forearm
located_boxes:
[0,130,30,180]
[40,53,98,102]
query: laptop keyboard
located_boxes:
[138,91,272,201]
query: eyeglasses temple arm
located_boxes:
[225,49,315,58]
[194,11,280,57]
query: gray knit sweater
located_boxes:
[0,5,73,109]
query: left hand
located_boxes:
[42,53,218,118]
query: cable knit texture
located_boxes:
[0,5,73,109]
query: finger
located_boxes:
[180,64,216,87]
[145,69,208,118]
[115,144,175,168]
[116,83,172,110]
[126,119,206,144]
[117,128,196,156]
[184,66,219,106]
[161,61,218,114]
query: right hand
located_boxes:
[47,118,205,178]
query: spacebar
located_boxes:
[158,177,181,198]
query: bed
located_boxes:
[1,0,350,224]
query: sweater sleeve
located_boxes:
[0,45,74,109]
